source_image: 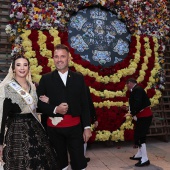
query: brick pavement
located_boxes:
[1,137,170,170]
[85,137,170,170]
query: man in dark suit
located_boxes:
[37,44,92,170]
[125,78,153,167]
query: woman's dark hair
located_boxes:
[12,55,30,70]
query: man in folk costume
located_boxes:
[125,78,153,167]
[37,44,92,170]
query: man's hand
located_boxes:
[56,103,68,115]
[133,116,137,121]
[83,128,92,143]
[124,113,131,117]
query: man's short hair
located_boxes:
[54,44,69,53]
[126,78,137,84]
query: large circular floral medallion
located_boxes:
[68,7,131,67]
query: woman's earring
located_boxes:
[13,70,15,78]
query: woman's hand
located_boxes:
[39,95,49,103]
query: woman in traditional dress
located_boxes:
[0,55,59,170]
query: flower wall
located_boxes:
[6,0,170,142]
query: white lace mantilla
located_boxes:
[4,84,38,113]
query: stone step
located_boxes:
[0,43,11,53]
[0,3,10,10]
[0,16,9,23]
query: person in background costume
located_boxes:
[37,44,92,170]
[0,55,59,170]
[125,78,153,167]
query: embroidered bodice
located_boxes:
[4,81,38,114]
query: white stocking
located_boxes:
[141,143,149,163]
[84,143,87,156]
[134,147,142,158]
[62,166,69,170]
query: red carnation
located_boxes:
[124,129,134,141]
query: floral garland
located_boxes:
[6,0,169,89]
[18,29,162,142]
[5,0,170,142]
[6,0,169,38]
[19,29,161,105]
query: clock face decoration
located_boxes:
[68,7,131,67]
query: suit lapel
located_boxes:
[52,70,65,87]
[66,70,73,87]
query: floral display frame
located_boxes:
[6,0,170,142]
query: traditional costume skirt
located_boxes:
[3,113,59,170]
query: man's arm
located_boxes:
[36,76,62,117]
[79,76,92,142]
[86,86,97,123]
[80,77,91,128]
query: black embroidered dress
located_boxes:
[0,80,59,170]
